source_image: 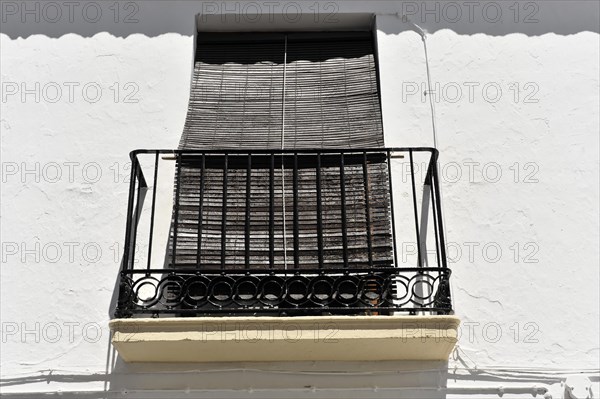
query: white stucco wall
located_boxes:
[1,1,598,398]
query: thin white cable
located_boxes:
[421,32,439,149]
[0,386,553,398]
[401,17,438,148]
[3,366,597,381]
[281,34,288,269]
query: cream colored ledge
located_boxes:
[110,316,459,362]
[110,315,460,363]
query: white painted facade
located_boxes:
[1,1,598,398]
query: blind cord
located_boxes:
[281,34,288,269]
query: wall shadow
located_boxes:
[108,357,451,398]
[0,358,451,398]
[377,0,599,36]
[1,1,598,39]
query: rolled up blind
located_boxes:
[283,32,384,148]
[180,32,384,149]
[180,33,285,149]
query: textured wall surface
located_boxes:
[1,1,598,397]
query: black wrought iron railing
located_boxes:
[115,148,452,318]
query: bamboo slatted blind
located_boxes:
[179,32,383,149]
[170,32,392,271]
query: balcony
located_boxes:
[110,148,459,362]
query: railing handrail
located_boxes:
[129,147,439,183]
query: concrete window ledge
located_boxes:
[110,315,460,363]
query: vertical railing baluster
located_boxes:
[293,152,299,269]
[172,154,182,267]
[429,159,442,268]
[431,156,448,268]
[117,152,140,317]
[387,150,398,267]
[269,153,275,268]
[245,154,251,269]
[362,152,373,267]
[430,151,451,311]
[340,153,348,268]
[316,152,324,268]
[146,152,159,271]
[123,154,138,271]
[130,161,142,270]
[221,154,228,270]
[197,153,205,267]
[409,150,423,267]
